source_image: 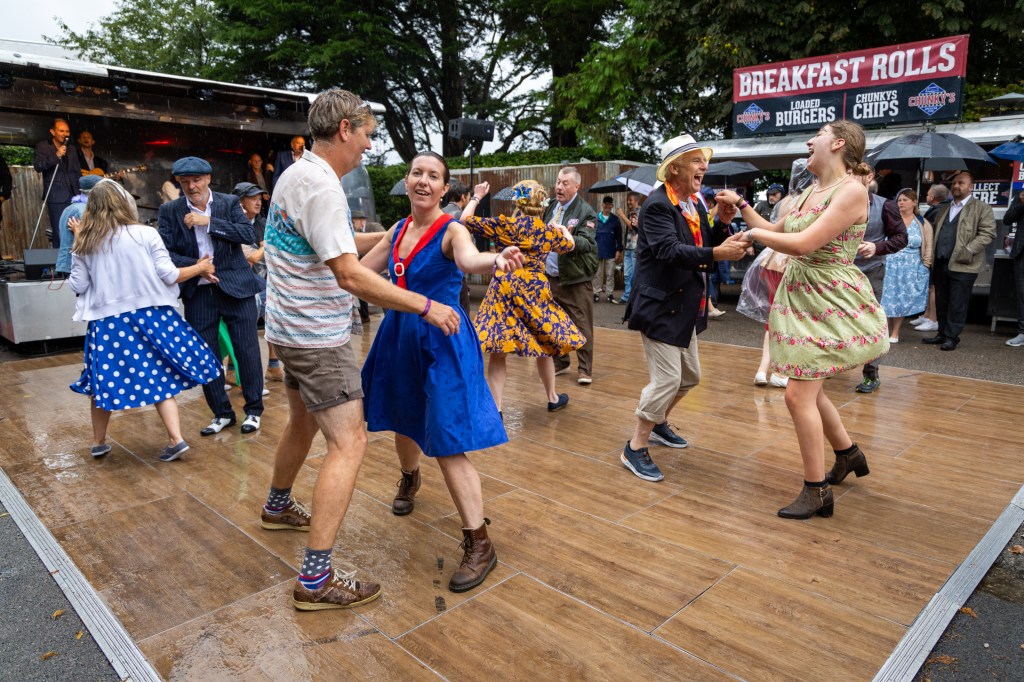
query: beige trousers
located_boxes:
[635,331,701,424]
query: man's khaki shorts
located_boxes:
[274,342,364,412]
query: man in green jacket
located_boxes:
[543,166,599,384]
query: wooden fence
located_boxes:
[1,166,51,259]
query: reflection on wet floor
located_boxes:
[2,327,1023,680]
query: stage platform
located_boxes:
[0,324,1022,680]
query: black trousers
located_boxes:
[1013,252,1024,335]
[184,286,264,418]
[933,258,976,344]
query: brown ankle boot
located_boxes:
[825,445,870,485]
[778,484,834,519]
[391,468,420,516]
[448,519,497,593]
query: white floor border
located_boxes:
[0,468,160,682]
[874,484,1024,682]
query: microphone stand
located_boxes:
[31,140,69,248]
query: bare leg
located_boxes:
[267,342,278,362]
[90,399,111,447]
[890,317,904,340]
[536,355,558,403]
[270,387,320,491]
[757,330,771,375]
[784,379,827,481]
[486,353,507,411]
[394,433,422,474]
[153,398,183,446]
[816,388,853,451]
[436,454,484,528]
[305,399,368,551]
[923,285,936,321]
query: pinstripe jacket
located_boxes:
[158,191,265,301]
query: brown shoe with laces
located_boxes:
[448,518,497,593]
[261,499,312,531]
[292,569,381,610]
[391,468,420,516]
[264,365,285,382]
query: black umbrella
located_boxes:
[389,179,406,196]
[703,161,761,187]
[587,178,629,194]
[866,132,995,172]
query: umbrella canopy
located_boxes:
[866,132,995,172]
[587,178,629,194]
[703,161,761,187]
[981,92,1024,108]
[615,166,658,195]
[989,140,1024,162]
[389,179,407,196]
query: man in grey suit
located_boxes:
[543,167,599,384]
[923,171,996,351]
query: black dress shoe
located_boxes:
[201,416,236,436]
[921,335,946,345]
[939,340,958,351]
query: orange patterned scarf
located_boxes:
[665,183,703,247]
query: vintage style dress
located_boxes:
[769,187,890,379]
[880,217,929,317]
[463,214,585,357]
[362,217,507,457]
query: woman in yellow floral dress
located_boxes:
[461,180,585,414]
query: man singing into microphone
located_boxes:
[33,118,81,249]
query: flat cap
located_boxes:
[171,156,213,176]
[232,181,263,197]
[79,175,103,192]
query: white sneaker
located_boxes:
[769,374,789,388]
[754,372,768,386]
[889,337,899,343]
[917,320,938,332]
[1006,334,1024,347]
[909,317,926,326]
[241,414,261,434]
[261,388,270,396]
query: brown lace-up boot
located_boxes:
[448,519,497,593]
[391,468,420,516]
[777,484,834,519]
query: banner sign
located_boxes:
[972,181,1011,207]
[732,35,969,137]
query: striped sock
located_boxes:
[298,548,332,590]
[264,486,291,513]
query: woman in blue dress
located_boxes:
[360,151,524,593]
[68,179,221,463]
[880,188,933,342]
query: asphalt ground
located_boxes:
[0,283,1020,680]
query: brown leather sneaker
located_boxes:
[293,570,381,611]
[265,365,285,382]
[261,499,312,531]
[449,518,497,593]
[391,468,421,516]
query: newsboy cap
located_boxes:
[232,181,263,198]
[172,156,213,176]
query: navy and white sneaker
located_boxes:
[649,422,688,449]
[159,440,189,462]
[620,442,664,482]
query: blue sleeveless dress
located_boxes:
[362,220,507,457]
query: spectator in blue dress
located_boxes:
[360,151,524,593]
[881,188,933,342]
[593,196,622,303]
[68,180,221,463]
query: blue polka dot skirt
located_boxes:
[70,305,221,411]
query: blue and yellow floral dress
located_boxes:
[769,187,890,379]
[463,214,586,357]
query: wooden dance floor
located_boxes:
[1,324,1023,680]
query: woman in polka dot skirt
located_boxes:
[67,180,222,462]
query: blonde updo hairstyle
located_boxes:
[513,180,548,218]
[826,120,869,175]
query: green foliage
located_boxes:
[45,0,227,77]
[962,82,1024,122]
[0,146,34,166]
[564,0,1024,147]
[366,164,412,230]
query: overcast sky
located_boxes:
[3,1,118,45]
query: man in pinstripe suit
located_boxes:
[158,156,266,435]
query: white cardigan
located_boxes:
[69,224,182,322]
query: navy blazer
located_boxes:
[33,140,81,203]
[624,185,727,348]
[272,151,298,187]
[158,192,265,301]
